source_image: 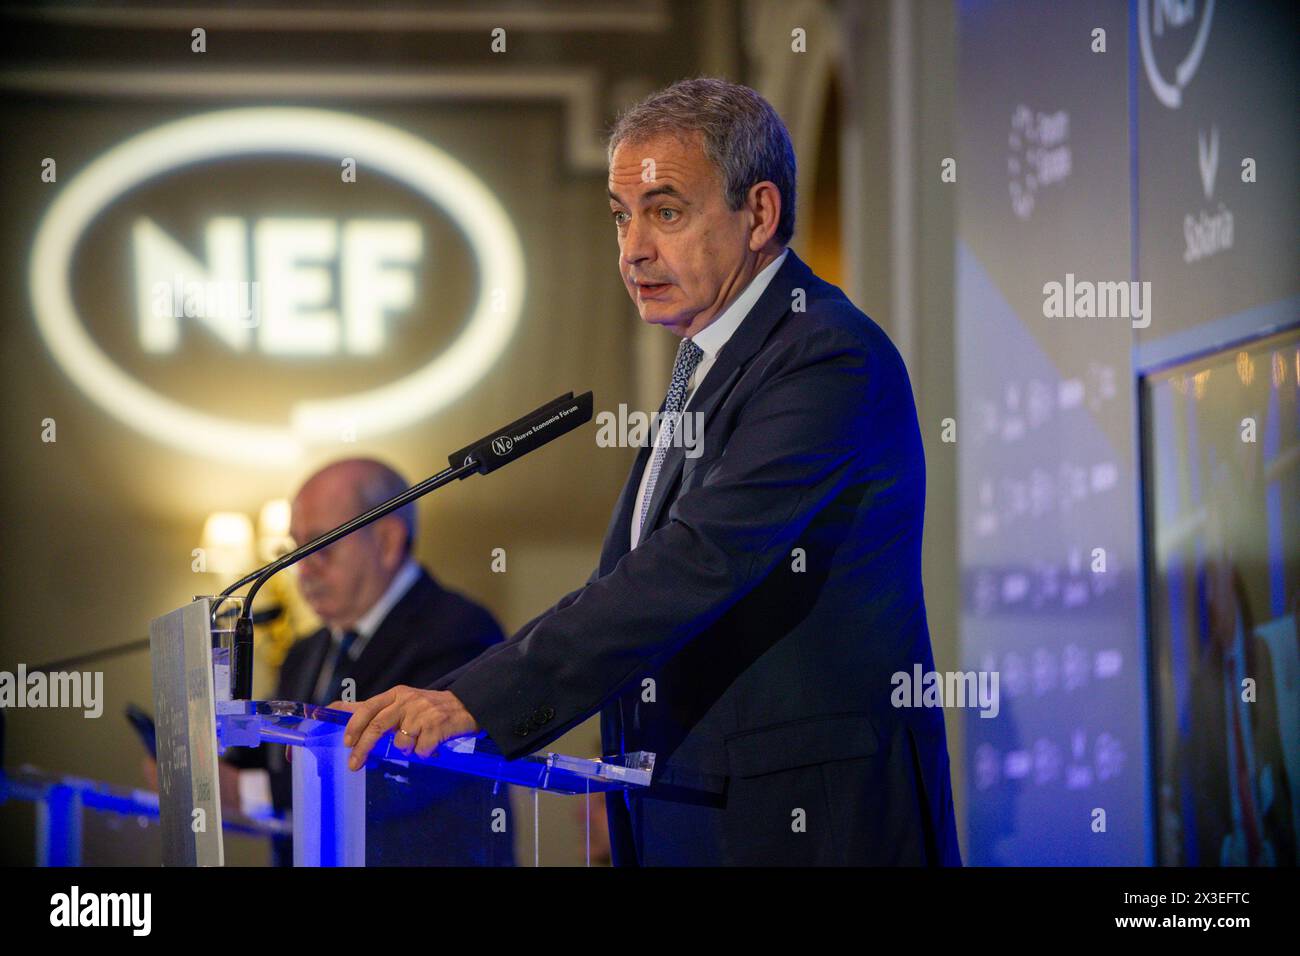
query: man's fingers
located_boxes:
[348,700,401,770]
[413,712,447,759]
[391,699,435,756]
[391,713,418,756]
[341,689,460,767]
[343,688,396,746]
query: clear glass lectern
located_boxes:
[150,597,653,866]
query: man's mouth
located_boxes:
[635,281,672,298]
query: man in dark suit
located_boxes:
[340,78,962,866]
[235,458,511,865]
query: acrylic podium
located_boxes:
[150,596,653,866]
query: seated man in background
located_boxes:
[154,458,512,865]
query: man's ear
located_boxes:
[746,181,782,250]
[375,516,407,571]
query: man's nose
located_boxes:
[620,215,655,268]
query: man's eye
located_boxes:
[611,210,629,225]
[658,208,679,222]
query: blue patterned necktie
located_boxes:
[637,336,705,544]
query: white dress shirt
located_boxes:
[307,557,422,704]
[630,248,789,549]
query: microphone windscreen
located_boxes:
[449,391,593,475]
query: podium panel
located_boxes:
[150,599,653,866]
[219,700,653,867]
[148,598,224,866]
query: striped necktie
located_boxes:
[637,336,705,544]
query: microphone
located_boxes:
[217,391,594,699]
[449,391,593,475]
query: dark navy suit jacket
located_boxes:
[437,250,962,865]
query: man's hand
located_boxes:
[334,686,479,771]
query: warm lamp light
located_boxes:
[199,511,255,576]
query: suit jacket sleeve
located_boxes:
[446,325,900,759]
[423,572,595,692]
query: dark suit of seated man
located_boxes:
[338,79,962,866]
[228,458,512,866]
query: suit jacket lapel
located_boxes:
[597,442,652,576]
[635,249,814,543]
[636,362,741,542]
[596,364,715,576]
[287,630,331,703]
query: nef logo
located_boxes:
[491,435,514,456]
[30,108,525,466]
[137,216,422,357]
[1139,0,1215,109]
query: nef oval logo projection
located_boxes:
[1139,0,1215,109]
[29,108,526,466]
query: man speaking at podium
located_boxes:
[341,78,962,866]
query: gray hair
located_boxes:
[607,77,797,246]
[351,460,417,557]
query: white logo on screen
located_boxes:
[1197,125,1219,199]
[1139,0,1215,109]
[1007,105,1071,221]
[29,108,526,466]
[1186,125,1233,263]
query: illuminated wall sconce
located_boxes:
[257,498,294,563]
[199,511,255,576]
